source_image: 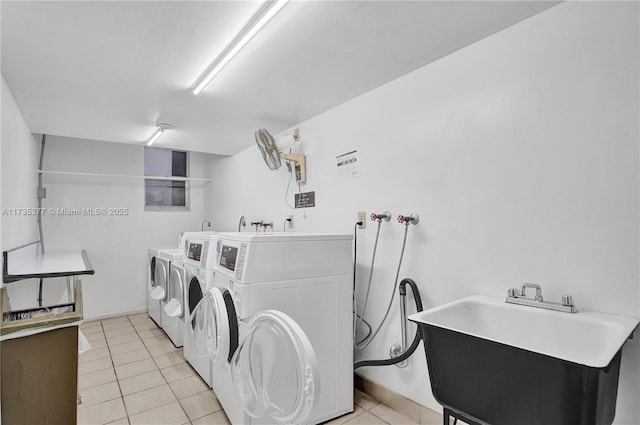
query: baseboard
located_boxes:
[82,309,147,322]
[355,373,444,425]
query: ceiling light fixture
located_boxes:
[146,123,173,146]
[191,0,289,95]
[146,128,164,146]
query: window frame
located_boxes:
[143,147,191,212]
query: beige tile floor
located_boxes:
[78,313,424,425]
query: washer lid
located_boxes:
[230,310,319,424]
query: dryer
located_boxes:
[147,247,172,327]
[183,233,220,388]
[194,232,353,425]
[159,248,185,347]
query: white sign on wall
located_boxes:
[336,150,361,178]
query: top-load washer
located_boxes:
[183,233,220,387]
[159,248,186,347]
[192,232,353,424]
[147,247,172,327]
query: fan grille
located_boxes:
[255,129,282,171]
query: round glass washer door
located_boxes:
[200,287,230,363]
[230,310,319,424]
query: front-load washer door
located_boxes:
[230,310,320,424]
[195,287,239,364]
[164,265,185,319]
[151,260,168,301]
[191,287,228,362]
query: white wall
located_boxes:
[205,2,639,423]
[1,75,41,307]
[37,136,215,319]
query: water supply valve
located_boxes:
[397,213,420,225]
[371,211,391,222]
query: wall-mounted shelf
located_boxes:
[3,248,94,284]
[38,169,212,182]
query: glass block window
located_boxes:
[144,148,189,209]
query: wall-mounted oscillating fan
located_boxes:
[255,128,306,183]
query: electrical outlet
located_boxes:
[357,211,366,229]
[288,215,294,228]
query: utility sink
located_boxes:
[408,295,639,425]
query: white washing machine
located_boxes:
[147,247,172,327]
[183,233,220,388]
[159,249,185,347]
[193,232,353,425]
[178,231,217,257]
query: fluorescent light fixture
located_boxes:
[192,0,289,95]
[146,127,165,146]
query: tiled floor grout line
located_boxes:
[103,319,128,425]
[112,317,137,424]
[85,314,415,425]
[108,315,198,424]
[130,317,197,423]
[78,320,126,424]
[122,316,169,422]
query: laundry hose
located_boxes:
[354,278,423,369]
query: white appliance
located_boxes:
[183,233,220,388]
[147,247,172,327]
[178,231,217,257]
[159,248,186,347]
[194,232,353,425]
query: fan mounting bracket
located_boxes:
[282,153,306,184]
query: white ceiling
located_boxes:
[1,1,558,156]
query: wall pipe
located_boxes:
[36,134,46,306]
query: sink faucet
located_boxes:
[506,283,577,313]
[521,283,543,301]
[201,219,212,231]
[238,216,246,232]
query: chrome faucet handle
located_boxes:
[561,295,574,306]
[521,283,543,301]
[507,288,519,298]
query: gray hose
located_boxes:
[355,220,382,341]
[355,223,409,349]
[354,278,423,369]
